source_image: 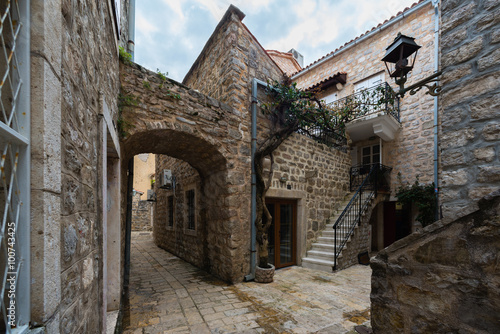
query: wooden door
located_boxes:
[265,199,297,268]
[384,201,396,248]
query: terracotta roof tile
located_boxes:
[291,0,427,77]
[305,72,347,91]
[266,50,302,76]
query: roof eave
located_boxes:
[291,0,432,80]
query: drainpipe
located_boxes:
[245,78,269,281]
[432,0,440,220]
[128,0,136,61]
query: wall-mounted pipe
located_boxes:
[128,0,136,61]
[432,0,440,220]
[245,78,269,281]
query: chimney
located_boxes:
[288,48,304,68]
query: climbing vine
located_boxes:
[396,175,437,227]
[254,76,346,268]
[117,93,139,137]
[118,46,132,65]
[156,69,181,100]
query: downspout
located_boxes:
[128,0,136,61]
[245,78,269,281]
[432,0,440,220]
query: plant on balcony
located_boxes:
[254,77,346,270]
[328,83,398,123]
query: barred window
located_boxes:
[186,190,195,230]
[0,0,30,332]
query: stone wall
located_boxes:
[369,2,500,331]
[370,191,500,333]
[265,133,351,255]
[131,193,153,231]
[154,133,351,268]
[31,0,125,333]
[59,1,122,332]
[153,156,204,269]
[439,0,500,218]
[133,153,155,199]
[293,2,437,194]
[119,61,251,283]
[171,5,352,267]
[183,5,283,114]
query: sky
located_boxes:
[134,0,418,82]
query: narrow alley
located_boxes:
[121,232,371,334]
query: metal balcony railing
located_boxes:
[296,125,347,151]
[328,82,400,123]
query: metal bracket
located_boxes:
[397,71,442,97]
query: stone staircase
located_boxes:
[302,191,375,272]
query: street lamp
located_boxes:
[382,33,442,97]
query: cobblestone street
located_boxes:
[122,232,372,334]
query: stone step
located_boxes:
[306,249,336,261]
[321,229,353,238]
[302,257,337,272]
[301,191,374,273]
[316,236,351,245]
[309,243,335,252]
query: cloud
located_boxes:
[161,0,185,20]
[135,0,420,81]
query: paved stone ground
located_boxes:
[122,232,371,334]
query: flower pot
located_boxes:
[255,264,275,283]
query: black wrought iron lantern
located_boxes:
[382,33,441,97]
[382,33,421,80]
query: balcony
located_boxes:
[329,82,401,142]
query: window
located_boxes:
[362,145,380,165]
[322,92,338,104]
[354,72,384,92]
[112,0,121,37]
[186,190,195,230]
[0,0,30,331]
[167,195,174,228]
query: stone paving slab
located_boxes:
[122,232,371,334]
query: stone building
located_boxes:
[133,153,155,199]
[153,5,351,279]
[131,153,155,231]
[0,0,132,332]
[2,0,498,333]
[294,0,440,270]
[153,0,441,275]
[370,0,500,331]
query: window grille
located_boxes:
[0,0,30,333]
[186,190,195,230]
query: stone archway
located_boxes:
[119,62,251,283]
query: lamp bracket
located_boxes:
[397,71,442,97]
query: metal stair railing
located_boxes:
[333,163,392,270]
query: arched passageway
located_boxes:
[119,62,252,283]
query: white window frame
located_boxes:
[322,92,338,104]
[361,144,381,165]
[354,72,385,92]
[0,1,30,332]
